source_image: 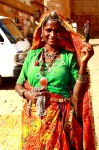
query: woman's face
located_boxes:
[42,20,64,48]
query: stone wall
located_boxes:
[1,0,99,38]
[44,0,70,18]
[0,0,44,37]
[0,0,33,15]
[44,0,99,38]
[18,0,31,6]
[70,0,99,38]
[0,1,34,37]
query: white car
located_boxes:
[0,16,30,85]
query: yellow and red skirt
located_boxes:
[21,83,82,150]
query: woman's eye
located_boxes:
[55,29,61,33]
[46,29,52,32]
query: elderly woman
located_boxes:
[15,10,95,150]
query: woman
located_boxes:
[15,11,95,150]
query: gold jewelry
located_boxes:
[19,88,25,97]
[41,34,44,42]
[76,80,86,83]
[77,73,88,82]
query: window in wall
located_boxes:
[35,9,41,19]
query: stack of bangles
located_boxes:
[76,73,88,83]
[18,88,26,98]
[18,88,38,98]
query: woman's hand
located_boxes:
[24,89,49,104]
[81,42,94,64]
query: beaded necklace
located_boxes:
[43,47,58,60]
[34,47,60,87]
[40,47,60,76]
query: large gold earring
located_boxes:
[41,34,44,42]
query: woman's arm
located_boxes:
[15,83,39,103]
[73,42,94,101]
[15,83,49,103]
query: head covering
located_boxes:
[31,10,96,149]
[31,10,85,65]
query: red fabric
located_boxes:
[22,82,82,150]
[28,11,96,149]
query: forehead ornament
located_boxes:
[49,11,58,19]
[42,10,59,28]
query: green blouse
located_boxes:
[17,48,79,98]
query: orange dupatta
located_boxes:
[30,11,96,149]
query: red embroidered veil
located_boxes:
[30,11,96,150]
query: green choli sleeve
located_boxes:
[16,48,79,98]
[17,48,42,85]
[16,51,30,84]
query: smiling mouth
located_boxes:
[48,38,58,42]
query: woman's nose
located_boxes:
[50,31,56,37]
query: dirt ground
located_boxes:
[88,39,99,149]
[0,38,99,149]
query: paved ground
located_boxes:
[88,38,99,149]
[0,38,99,149]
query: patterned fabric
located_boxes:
[21,82,82,150]
[30,11,96,149]
[0,115,22,150]
[19,11,95,149]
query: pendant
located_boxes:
[34,60,39,66]
[40,77,48,87]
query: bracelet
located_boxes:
[28,89,34,96]
[28,87,40,96]
[19,88,25,97]
[77,73,88,82]
[76,79,86,83]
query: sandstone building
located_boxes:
[0,0,99,38]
